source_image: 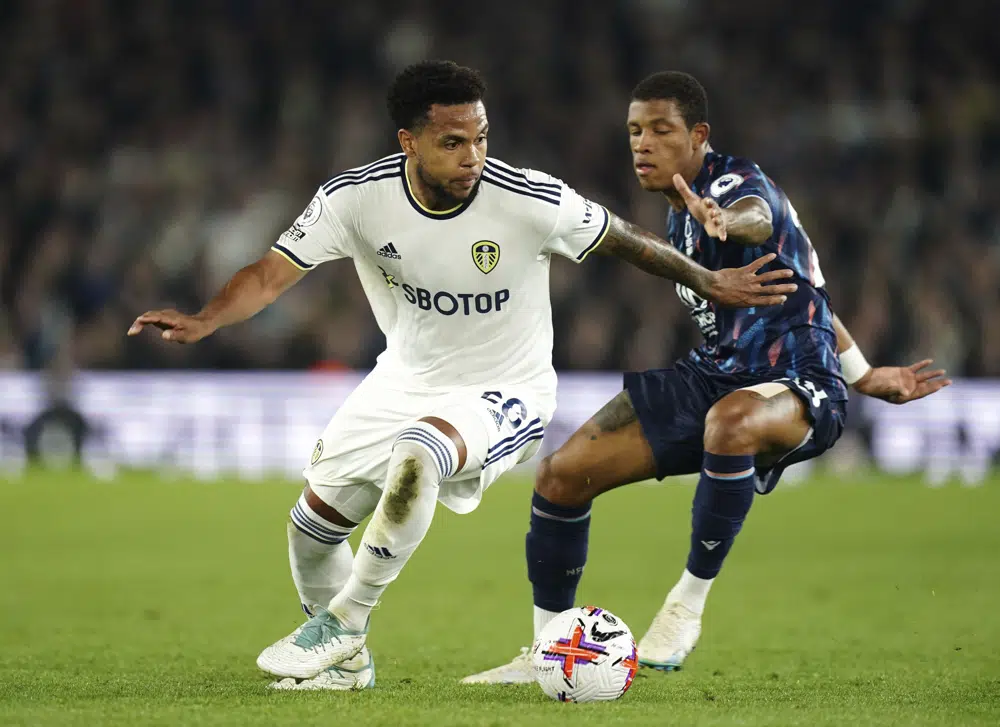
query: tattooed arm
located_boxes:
[593,213,796,308]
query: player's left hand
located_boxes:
[673,173,727,241]
[853,360,952,404]
[704,253,797,308]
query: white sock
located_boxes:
[287,494,356,613]
[666,568,714,615]
[328,424,458,630]
[533,606,560,641]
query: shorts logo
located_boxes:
[311,439,324,465]
[793,377,829,408]
[472,241,500,274]
[297,196,322,228]
[488,408,504,431]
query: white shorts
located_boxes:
[303,371,551,522]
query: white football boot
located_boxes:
[460,647,535,684]
[637,601,702,671]
[257,606,368,679]
[269,646,375,691]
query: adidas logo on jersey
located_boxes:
[377,242,401,259]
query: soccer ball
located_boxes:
[531,606,639,703]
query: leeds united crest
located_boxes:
[472,241,500,274]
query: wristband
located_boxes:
[840,344,872,385]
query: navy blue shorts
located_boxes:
[623,356,847,494]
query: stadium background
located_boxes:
[0,0,997,480]
[1,2,998,725]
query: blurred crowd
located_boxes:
[1,0,998,375]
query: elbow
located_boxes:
[251,257,297,304]
[262,272,293,305]
[262,285,283,306]
[738,215,772,246]
[756,218,774,243]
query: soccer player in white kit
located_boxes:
[127,61,796,689]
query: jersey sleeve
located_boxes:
[705,161,775,213]
[538,179,611,263]
[270,186,355,270]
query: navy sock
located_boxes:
[686,452,756,580]
[525,492,591,612]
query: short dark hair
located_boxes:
[631,71,708,129]
[387,60,487,131]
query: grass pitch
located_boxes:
[0,470,998,726]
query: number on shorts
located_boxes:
[482,391,527,428]
[502,398,526,428]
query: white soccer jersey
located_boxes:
[272,153,610,414]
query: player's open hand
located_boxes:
[853,359,952,404]
[127,309,215,344]
[704,253,797,308]
[673,173,727,240]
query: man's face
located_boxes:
[405,102,488,202]
[626,99,708,192]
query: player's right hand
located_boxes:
[127,309,216,344]
[705,253,797,308]
[673,174,728,240]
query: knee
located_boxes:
[703,399,761,454]
[388,451,428,502]
[390,452,423,489]
[535,452,589,507]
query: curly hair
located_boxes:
[631,71,708,130]
[387,60,487,131]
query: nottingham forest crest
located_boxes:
[472,241,500,274]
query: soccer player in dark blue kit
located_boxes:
[463,71,951,683]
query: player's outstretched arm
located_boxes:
[832,314,951,404]
[594,213,797,308]
[127,250,306,344]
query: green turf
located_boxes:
[0,470,998,726]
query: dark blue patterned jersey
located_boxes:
[666,150,848,400]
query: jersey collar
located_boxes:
[691,151,720,197]
[401,158,480,220]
